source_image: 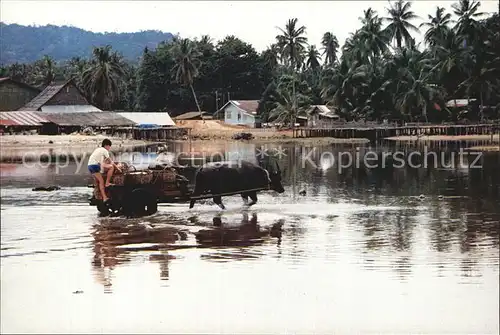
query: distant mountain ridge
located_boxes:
[0,22,175,65]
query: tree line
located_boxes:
[1,0,499,123]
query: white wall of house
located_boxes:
[223,104,255,128]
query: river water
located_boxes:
[1,141,499,334]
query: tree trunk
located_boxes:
[190,84,204,123]
[480,89,484,122]
[292,76,296,131]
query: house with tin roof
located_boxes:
[213,100,260,128]
[0,77,41,111]
[304,105,339,127]
[18,79,101,113]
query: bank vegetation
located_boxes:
[2,0,499,125]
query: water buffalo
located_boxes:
[189,160,285,210]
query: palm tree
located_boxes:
[342,9,391,65]
[388,47,433,82]
[386,49,442,121]
[383,0,420,49]
[7,62,29,83]
[379,47,442,121]
[262,43,280,72]
[457,22,500,121]
[342,31,367,63]
[420,6,453,46]
[430,29,472,97]
[360,8,378,24]
[82,45,125,110]
[67,56,89,88]
[451,0,486,47]
[276,18,308,128]
[306,45,321,70]
[395,67,443,122]
[275,18,308,70]
[269,77,311,126]
[458,59,499,121]
[320,59,368,120]
[363,57,395,120]
[321,32,339,66]
[170,38,203,119]
[358,10,391,61]
[199,35,213,46]
[34,55,56,87]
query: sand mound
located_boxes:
[173,120,285,140]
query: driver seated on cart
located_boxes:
[88,139,121,204]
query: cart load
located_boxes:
[90,162,191,217]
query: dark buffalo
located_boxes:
[189,160,285,209]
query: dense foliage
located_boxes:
[1,0,499,121]
[0,23,174,64]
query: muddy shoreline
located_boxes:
[0,135,369,147]
[2,133,499,162]
[0,134,369,147]
[3,133,499,146]
[0,134,156,148]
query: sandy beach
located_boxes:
[177,120,296,140]
[174,120,371,144]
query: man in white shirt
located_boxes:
[88,139,121,204]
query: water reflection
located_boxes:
[195,212,282,247]
[89,211,285,289]
[4,141,499,202]
[1,141,499,333]
[91,219,186,291]
[194,212,284,263]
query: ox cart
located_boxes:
[88,162,272,217]
[89,162,192,216]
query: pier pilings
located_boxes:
[292,124,499,142]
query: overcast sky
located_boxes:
[1,0,498,52]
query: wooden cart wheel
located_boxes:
[145,198,158,215]
[124,188,157,217]
[96,201,111,216]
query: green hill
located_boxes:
[0,22,174,64]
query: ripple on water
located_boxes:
[0,186,91,206]
[1,202,96,259]
[1,181,499,334]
